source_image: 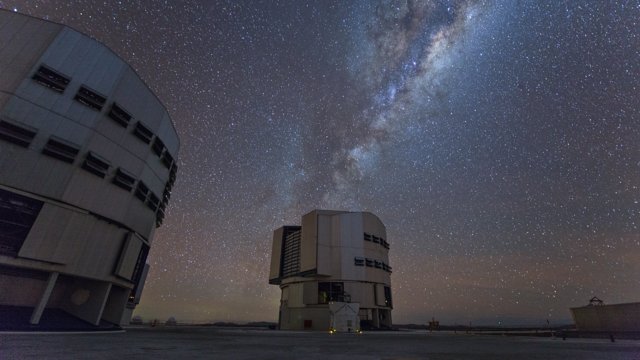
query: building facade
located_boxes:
[269,210,393,330]
[571,298,640,332]
[0,10,178,327]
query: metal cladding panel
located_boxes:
[0,142,69,200]
[303,281,318,305]
[300,211,318,273]
[269,227,284,282]
[375,283,386,307]
[0,11,62,98]
[287,282,304,307]
[17,203,76,264]
[114,233,143,281]
[111,67,167,132]
[316,214,332,276]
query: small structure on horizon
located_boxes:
[269,210,393,331]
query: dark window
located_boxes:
[161,150,174,169]
[384,286,392,308]
[135,181,149,202]
[304,320,313,329]
[146,192,159,211]
[128,242,149,305]
[0,121,37,147]
[156,202,165,227]
[42,137,80,163]
[0,188,43,256]
[162,184,171,205]
[372,235,380,244]
[108,103,132,127]
[168,164,178,187]
[374,260,382,269]
[318,282,347,304]
[382,239,390,249]
[81,151,110,178]
[32,65,70,93]
[112,168,136,192]
[152,137,165,157]
[74,86,106,111]
[365,258,373,267]
[363,233,372,242]
[354,257,364,266]
[133,121,153,144]
[280,227,301,278]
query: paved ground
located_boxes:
[1,327,639,359]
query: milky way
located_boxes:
[3,1,639,325]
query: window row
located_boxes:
[32,64,176,171]
[354,257,392,273]
[363,232,390,249]
[0,120,172,227]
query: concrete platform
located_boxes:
[1,326,639,359]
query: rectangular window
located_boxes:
[81,151,110,178]
[363,233,372,242]
[133,121,153,144]
[112,168,136,192]
[372,235,380,244]
[0,188,43,256]
[381,239,390,249]
[0,121,37,147]
[128,242,150,305]
[168,163,178,185]
[42,137,80,163]
[151,137,165,157]
[146,192,159,211]
[74,86,106,111]
[162,185,171,204]
[318,282,346,304]
[32,65,70,93]
[354,257,365,266]
[156,202,165,227]
[365,258,373,267]
[374,260,382,269]
[135,181,149,202]
[161,150,174,169]
[384,286,393,308]
[108,103,132,127]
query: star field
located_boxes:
[4,0,639,325]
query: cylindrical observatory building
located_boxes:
[0,10,178,328]
[269,210,393,331]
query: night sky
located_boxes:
[3,1,639,325]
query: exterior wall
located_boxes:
[571,303,640,332]
[270,210,393,330]
[0,11,63,109]
[0,10,178,328]
[269,227,284,281]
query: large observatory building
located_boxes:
[0,10,178,328]
[269,210,393,331]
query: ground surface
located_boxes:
[1,327,639,359]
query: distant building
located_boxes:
[269,210,393,330]
[570,298,640,332]
[0,10,178,328]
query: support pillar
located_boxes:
[30,271,59,325]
